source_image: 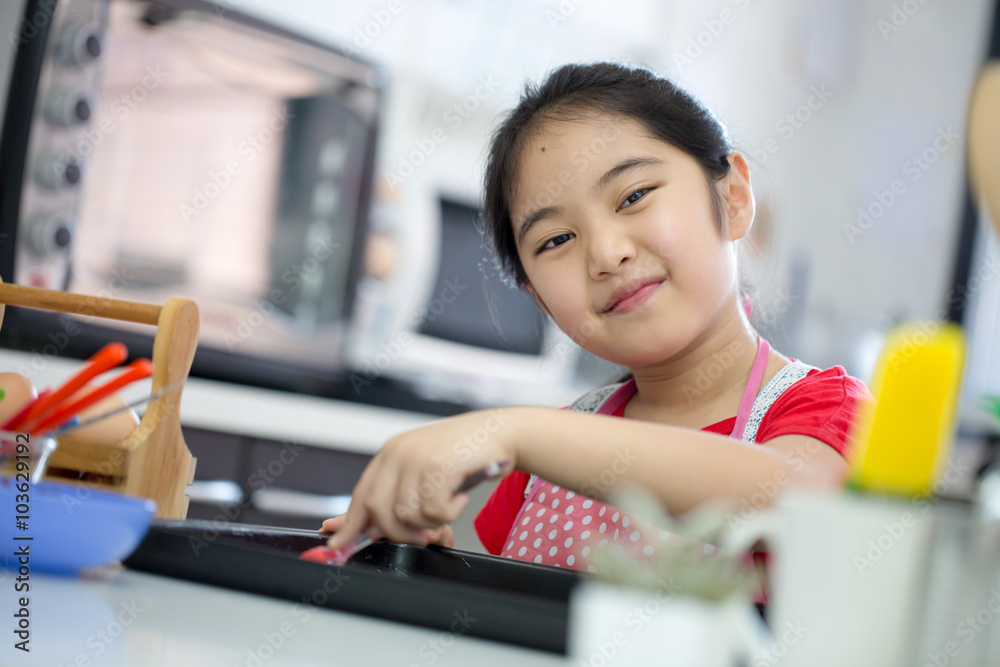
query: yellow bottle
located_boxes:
[847,322,966,497]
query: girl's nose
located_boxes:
[587,225,637,279]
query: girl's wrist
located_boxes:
[489,406,523,472]
[503,405,546,472]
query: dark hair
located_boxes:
[483,62,734,288]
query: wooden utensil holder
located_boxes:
[0,282,198,519]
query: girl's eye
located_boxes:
[536,233,574,254]
[619,188,650,210]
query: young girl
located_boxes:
[324,62,871,572]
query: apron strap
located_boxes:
[594,378,637,416]
[740,360,819,443]
[731,335,770,441]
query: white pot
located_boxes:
[723,489,934,667]
[568,581,770,667]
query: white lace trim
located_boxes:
[524,474,538,499]
[567,382,626,413]
[741,361,819,443]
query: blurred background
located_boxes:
[0,0,998,547]
[212,0,1000,413]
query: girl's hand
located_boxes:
[320,513,361,536]
[320,514,455,547]
[425,523,455,548]
[325,408,518,550]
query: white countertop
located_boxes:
[0,566,568,667]
[0,348,437,455]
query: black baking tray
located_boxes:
[123,520,583,654]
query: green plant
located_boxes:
[588,484,761,601]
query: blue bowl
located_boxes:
[0,478,156,574]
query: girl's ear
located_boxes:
[524,282,553,318]
[724,152,755,242]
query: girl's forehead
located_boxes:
[513,116,683,199]
[523,114,646,153]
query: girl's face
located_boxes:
[511,115,753,368]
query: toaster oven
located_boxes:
[0,0,382,393]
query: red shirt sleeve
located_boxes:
[754,366,873,458]
[474,469,530,555]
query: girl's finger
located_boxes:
[394,461,449,530]
[320,514,346,533]
[426,524,455,548]
[325,455,385,549]
[393,462,425,525]
[366,457,429,544]
[447,492,471,522]
[420,467,467,525]
[326,501,370,550]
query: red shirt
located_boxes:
[475,365,871,555]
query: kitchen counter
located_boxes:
[0,566,569,666]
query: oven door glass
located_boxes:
[17,0,380,374]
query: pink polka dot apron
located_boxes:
[499,335,782,572]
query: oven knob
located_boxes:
[34,153,82,189]
[55,24,103,66]
[25,216,73,257]
[43,89,92,127]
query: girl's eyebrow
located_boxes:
[516,204,564,247]
[593,156,665,194]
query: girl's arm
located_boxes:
[511,407,848,516]
[326,406,848,550]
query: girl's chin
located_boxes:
[599,338,693,368]
[594,349,670,369]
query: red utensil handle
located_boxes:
[13,342,128,432]
[32,359,153,434]
[1,388,51,432]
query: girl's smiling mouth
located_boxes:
[602,278,666,314]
